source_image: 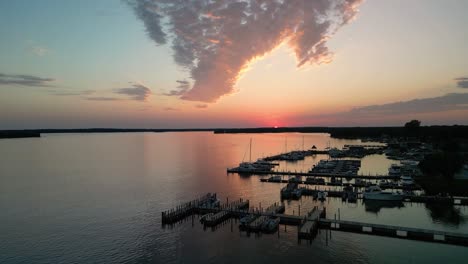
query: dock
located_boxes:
[298,206,327,240]
[319,219,468,246]
[162,193,468,247]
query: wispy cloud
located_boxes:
[195,104,208,109]
[49,90,95,96]
[455,77,468,88]
[0,73,55,87]
[164,107,179,111]
[164,80,190,96]
[128,0,363,102]
[31,46,49,57]
[302,93,468,123]
[85,97,121,101]
[114,84,152,101]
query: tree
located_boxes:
[405,120,421,128]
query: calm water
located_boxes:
[1,132,467,263]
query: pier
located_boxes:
[298,206,327,240]
[319,219,468,246]
[162,193,468,247]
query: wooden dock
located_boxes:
[319,219,468,246]
[298,206,327,240]
[162,193,468,247]
[299,188,468,205]
[161,193,215,224]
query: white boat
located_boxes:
[363,186,403,201]
[233,139,273,173]
[400,175,414,186]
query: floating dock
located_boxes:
[162,193,468,247]
[319,219,468,246]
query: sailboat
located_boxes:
[236,139,275,173]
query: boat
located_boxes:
[317,191,327,201]
[363,186,403,201]
[261,216,280,233]
[354,178,366,187]
[268,175,282,182]
[199,213,214,224]
[239,214,257,228]
[231,139,274,173]
[281,183,298,199]
[347,191,357,203]
[388,164,401,176]
[400,175,414,186]
[199,194,220,208]
[305,177,318,184]
[330,177,343,185]
[292,188,302,199]
[289,175,302,183]
[401,160,419,166]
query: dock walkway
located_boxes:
[319,219,468,246]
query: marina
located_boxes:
[3,132,468,263]
[162,193,468,247]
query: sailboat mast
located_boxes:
[249,138,252,162]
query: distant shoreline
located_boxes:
[1,125,468,139]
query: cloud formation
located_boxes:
[195,104,208,109]
[164,80,190,96]
[114,84,152,101]
[49,90,95,96]
[302,93,468,124]
[32,46,49,57]
[455,77,468,88]
[129,0,363,102]
[347,93,468,116]
[0,73,55,87]
[85,97,121,101]
[164,107,179,111]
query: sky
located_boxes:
[0,0,467,129]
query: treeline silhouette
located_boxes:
[1,125,468,139]
[214,125,468,139]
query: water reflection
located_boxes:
[363,200,405,214]
[425,203,466,227]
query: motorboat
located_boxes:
[199,213,214,224]
[317,191,327,201]
[400,175,414,186]
[261,216,281,233]
[239,214,257,228]
[347,191,357,203]
[292,188,302,199]
[363,186,403,201]
[388,164,401,176]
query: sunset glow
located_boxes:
[0,0,467,129]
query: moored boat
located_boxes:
[363,186,403,201]
[261,216,280,233]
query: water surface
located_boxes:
[1,132,467,263]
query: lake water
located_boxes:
[1,132,467,263]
